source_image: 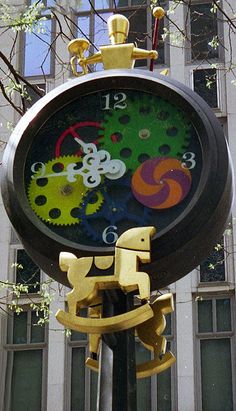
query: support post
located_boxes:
[97,290,137,411]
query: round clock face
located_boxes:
[24,88,202,248]
[1,70,232,288]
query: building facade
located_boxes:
[0,1,236,410]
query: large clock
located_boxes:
[1,70,232,289]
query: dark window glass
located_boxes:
[200,237,225,282]
[25,84,46,109]
[163,312,171,336]
[124,9,147,68]
[31,312,46,343]
[13,312,28,344]
[71,347,86,411]
[190,3,218,60]
[136,342,152,410]
[71,309,88,341]
[10,350,43,411]
[193,68,218,108]
[201,339,233,411]
[198,300,213,333]
[90,371,98,411]
[216,299,231,332]
[16,249,40,293]
[157,367,172,411]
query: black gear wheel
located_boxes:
[79,177,152,244]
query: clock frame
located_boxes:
[1,69,233,289]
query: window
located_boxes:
[200,237,225,282]
[189,2,220,61]
[66,309,175,410]
[15,249,41,293]
[76,0,168,71]
[193,68,218,108]
[136,311,176,411]
[23,1,54,77]
[4,311,47,411]
[66,328,98,411]
[196,297,235,411]
[24,83,46,109]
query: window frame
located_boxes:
[194,295,236,411]
[20,0,55,79]
[199,236,226,284]
[197,227,235,288]
[3,309,48,411]
[9,245,43,297]
[65,303,177,411]
[187,64,226,114]
[185,0,225,64]
[65,331,98,411]
[74,0,170,71]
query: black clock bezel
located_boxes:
[1,69,232,289]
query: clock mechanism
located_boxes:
[1,70,232,288]
[24,89,200,248]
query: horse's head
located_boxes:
[116,226,156,251]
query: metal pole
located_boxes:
[97,290,137,411]
[150,17,160,72]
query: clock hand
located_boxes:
[31,151,126,188]
[74,137,97,154]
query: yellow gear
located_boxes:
[27,156,103,226]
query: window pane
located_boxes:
[71,347,86,411]
[71,330,87,341]
[77,15,90,38]
[157,367,172,411]
[24,19,52,76]
[47,0,55,6]
[16,249,40,293]
[190,3,218,60]
[123,9,147,68]
[163,313,171,336]
[94,12,112,71]
[31,312,45,343]
[216,299,231,332]
[116,0,128,6]
[193,69,218,108]
[90,371,98,411]
[136,342,151,410]
[198,300,213,333]
[94,13,111,47]
[201,339,233,411]
[10,350,43,411]
[131,0,145,5]
[76,0,91,11]
[71,309,88,341]
[13,312,28,344]
[25,83,46,109]
[200,238,225,282]
[29,0,55,8]
[95,0,110,9]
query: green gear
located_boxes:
[27,156,103,226]
[98,94,191,172]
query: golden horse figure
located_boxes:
[56,227,156,334]
[85,293,176,378]
[60,226,156,315]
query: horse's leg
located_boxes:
[67,280,97,315]
[67,289,79,315]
